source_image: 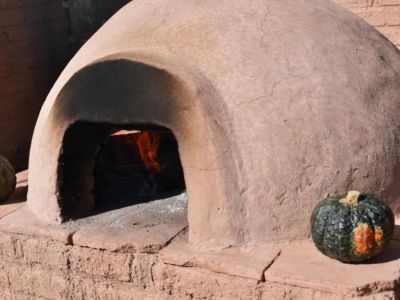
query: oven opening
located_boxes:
[94,127,186,211]
[57,122,186,219]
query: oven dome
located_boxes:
[28,0,400,249]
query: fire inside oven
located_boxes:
[57,122,185,219]
[94,129,185,211]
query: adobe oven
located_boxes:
[27,0,400,250]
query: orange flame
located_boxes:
[110,130,162,173]
[135,131,162,173]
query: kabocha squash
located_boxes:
[0,155,16,201]
[311,191,394,263]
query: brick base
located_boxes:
[0,231,398,300]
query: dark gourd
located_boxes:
[0,155,16,201]
[311,191,394,263]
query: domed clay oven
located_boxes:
[27,0,400,250]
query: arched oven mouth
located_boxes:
[57,121,186,220]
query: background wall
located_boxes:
[336,0,400,47]
[0,0,71,170]
[0,0,129,171]
[66,0,131,52]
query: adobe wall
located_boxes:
[0,231,396,299]
[336,0,400,47]
[0,0,71,170]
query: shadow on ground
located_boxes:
[0,185,27,205]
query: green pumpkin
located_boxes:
[311,191,394,263]
[0,155,16,201]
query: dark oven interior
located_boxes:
[57,121,186,219]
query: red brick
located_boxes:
[0,38,70,65]
[0,73,53,97]
[0,46,71,72]
[0,17,68,44]
[70,247,134,282]
[335,0,374,9]
[0,0,53,10]
[375,0,400,6]
[376,25,400,44]
[0,1,67,28]
[352,6,400,26]
[352,7,387,26]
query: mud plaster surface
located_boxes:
[1,172,400,299]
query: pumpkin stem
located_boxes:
[345,190,361,205]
